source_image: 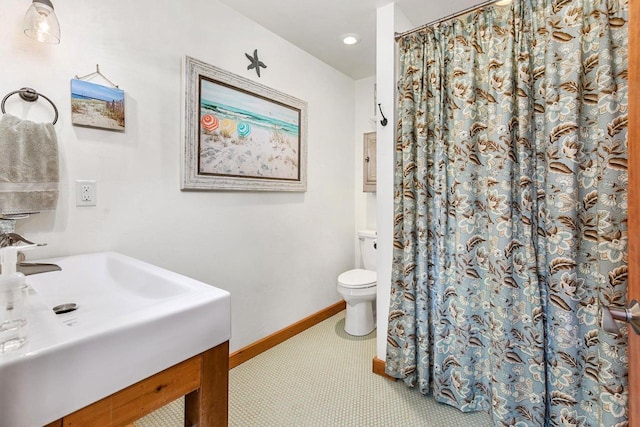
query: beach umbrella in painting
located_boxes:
[220,118,237,137]
[201,114,219,132]
[237,122,251,138]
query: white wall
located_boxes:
[354,76,377,266]
[375,2,412,360]
[0,0,357,352]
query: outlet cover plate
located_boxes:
[76,180,97,207]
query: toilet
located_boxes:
[337,230,377,336]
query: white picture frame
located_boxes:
[181,56,308,192]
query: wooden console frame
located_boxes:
[42,302,346,426]
[44,341,229,427]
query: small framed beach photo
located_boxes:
[71,79,125,131]
[181,56,308,191]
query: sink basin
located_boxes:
[0,251,230,427]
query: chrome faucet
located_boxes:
[0,232,61,276]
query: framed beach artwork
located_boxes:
[181,56,307,191]
[70,79,125,131]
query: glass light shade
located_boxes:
[23,0,60,44]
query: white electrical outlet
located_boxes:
[76,180,97,207]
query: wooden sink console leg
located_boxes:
[185,341,229,427]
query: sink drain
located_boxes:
[53,303,78,315]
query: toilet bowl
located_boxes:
[337,230,377,336]
[337,269,376,336]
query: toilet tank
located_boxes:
[358,230,377,271]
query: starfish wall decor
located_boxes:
[245,49,267,77]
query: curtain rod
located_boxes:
[394,0,503,41]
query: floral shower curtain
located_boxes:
[386,0,629,425]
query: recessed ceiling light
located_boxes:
[342,33,360,45]
[495,0,512,5]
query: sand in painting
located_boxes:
[199,126,298,179]
[71,98,125,131]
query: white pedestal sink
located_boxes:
[0,251,230,427]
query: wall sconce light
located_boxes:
[23,0,60,44]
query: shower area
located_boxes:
[382,0,635,425]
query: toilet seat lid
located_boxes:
[338,269,377,288]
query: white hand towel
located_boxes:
[0,113,59,214]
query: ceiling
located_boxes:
[218,0,481,80]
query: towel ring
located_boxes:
[1,87,58,125]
